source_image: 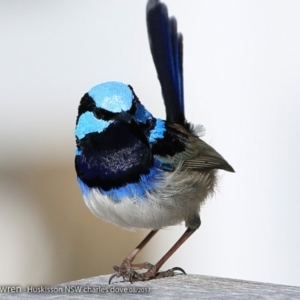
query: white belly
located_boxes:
[83,168,217,230]
[83,189,183,230]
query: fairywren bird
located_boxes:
[75,0,234,283]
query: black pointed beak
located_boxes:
[220,160,235,173]
[116,111,133,123]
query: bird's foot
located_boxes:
[109,261,186,284]
[154,267,186,279]
[130,265,186,281]
[109,259,154,284]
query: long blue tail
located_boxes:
[146,0,185,125]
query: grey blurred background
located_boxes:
[1,0,300,287]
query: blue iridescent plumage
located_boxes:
[89,82,133,113]
[75,111,112,139]
[75,0,234,283]
[75,81,193,201]
[147,0,184,125]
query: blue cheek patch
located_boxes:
[134,103,152,123]
[149,119,166,143]
[75,111,112,140]
[100,167,161,202]
[88,82,133,113]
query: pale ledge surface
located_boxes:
[1,274,300,299]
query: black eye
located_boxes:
[93,108,116,121]
[93,109,104,119]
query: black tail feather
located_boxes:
[146,0,185,125]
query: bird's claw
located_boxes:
[109,265,140,284]
[108,264,186,284]
[155,266,186,279]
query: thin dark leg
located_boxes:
[109,230,158,284]
[125,230,158,264]
[109,228,197,283]
[133,227,196,281]
[155,227,195,271]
